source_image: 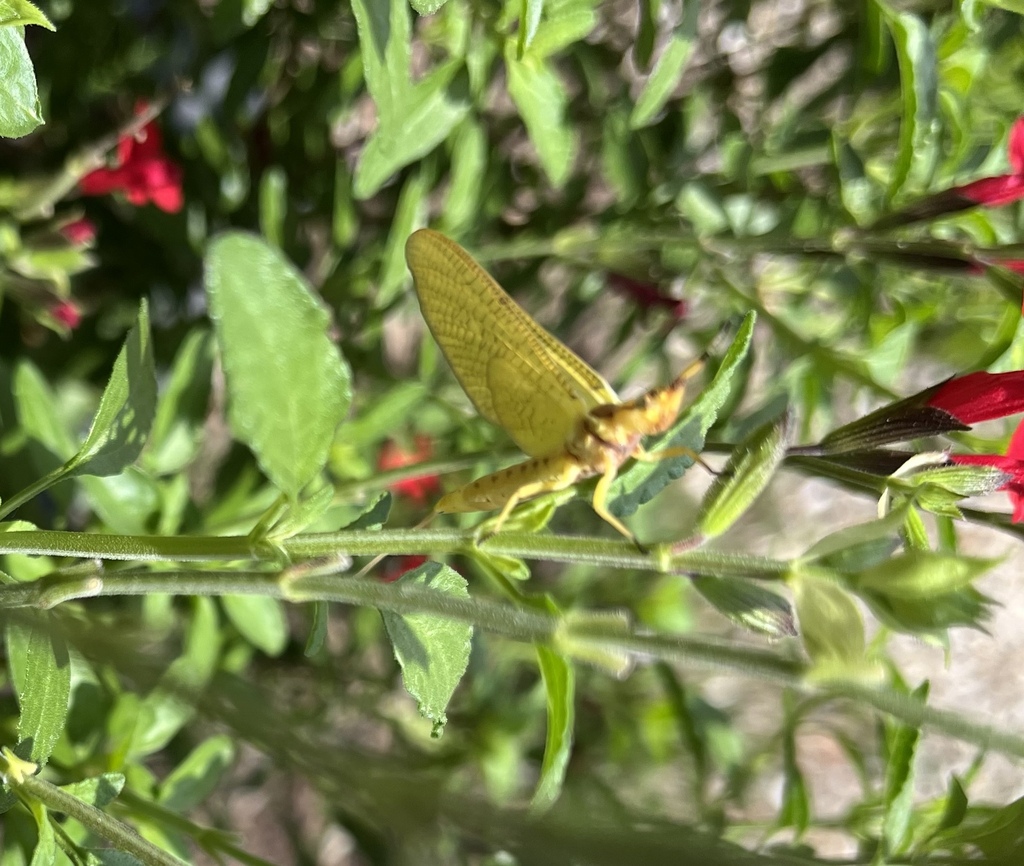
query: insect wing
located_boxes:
[406,229,618,457]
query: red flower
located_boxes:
[607,273,687,320]
[376,435,440,503]
[949,419,1024,522]
[59,218,97,245]
[926,370,1024,425]
[80,117,183,213]
[50,300,82,330]
[381,555,428,583]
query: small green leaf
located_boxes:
[527,0,597,58]
[504,41,574,188]
[691,576,796,638]
[517,0,543,57]
[7,620,70,768]
[67,301,156,479]
[0,0,56,29]
[531,645,575,812]
[612,312,755,518]
[883,683,927,853]
[441,119,487,236]
[28,802,55,866]
[343,491,393,532]
[695,410,790,540]
[378,168,429,306]
[258,166,287,249]
[222,595,289,657]
[878,4,938,199]
[206,232,352,498]
[0,27,43,139]
[629,11,697,130]
[380,561,472,737]
[158,735,236,812]
[804,508,906,571]
[58,774,125,808]
[792,571,867,676]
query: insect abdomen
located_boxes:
[435,455,587,514]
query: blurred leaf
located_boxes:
[379,168,429,306]
[380,561,472,737]
[792,571,867,676]
[441,118,487,235]
[611,312,755,518]
[629,5,697,130]
[779,701,809,834]
[351,0,469,198]
[878,5,938,199]
[517,0,543,57]
[850,550,993,600]
[206,232,352,499]
[0,27,43,138]
[531,645,575,812]
[883,683,927,853]
[59,774,125,808]
[27,801,55,866]
[258,166,287,249]
[222,595,289,657]
[410,0,449,12]
[804,509,906,572]
[158,735,235,813]
[504,41,574,188]
[7,620,70,768]
[527,0,597,58]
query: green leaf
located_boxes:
[691,576,796,638]
[694,410,790,541]
[629,7,697,130]
[803,508,906,572]
[531,645,575,812]
[883,683,927,853]
[258,166,287,249]
[611,312,755,518]
[351,0,469,198]
[58,774,125,808]
[792,571,867,677]
[441,119,487,236]
[851,550,993,600]
[145,329,215,476]
[221,595,289,656]
[0,0,56,29]
[504,41,574,188]
[0,27,43,139]
[517,0,543,57]
[527,0,597,58]
[878,5,938,199]
[205,232,352,498]
[378,168,429,306]
[158,735,235,812]
[410,0,449,13]
[7,620,70,768]
[27,802,55,866]
[380,561,472,737]
[68,301,157,479]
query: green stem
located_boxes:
[0,758,186,866]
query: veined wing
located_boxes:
[406,229,618,457]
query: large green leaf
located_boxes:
[7,620,70,769]
[0,26,43,138]
[380,562,472,737]
[205,232,352,498]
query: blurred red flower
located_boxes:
[59,218,97,245]
[949,419,1024,522]
[50,300,82,330]
[606,273,687,320]
[376,435,440,503]
[80,116,183,213]
[381,555,428,583]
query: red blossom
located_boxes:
[59,218,97,245]
[607,273,687,320]
[381,555,428,583]
[80,114,184,213]
[50,300,82,330]
[376,435,440,503]
[949,419,1024,522]
[926,370,1024,425]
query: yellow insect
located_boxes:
[406,228,704,544]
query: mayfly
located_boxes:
[406,228,706,545]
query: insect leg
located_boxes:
[590,461,644,550]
